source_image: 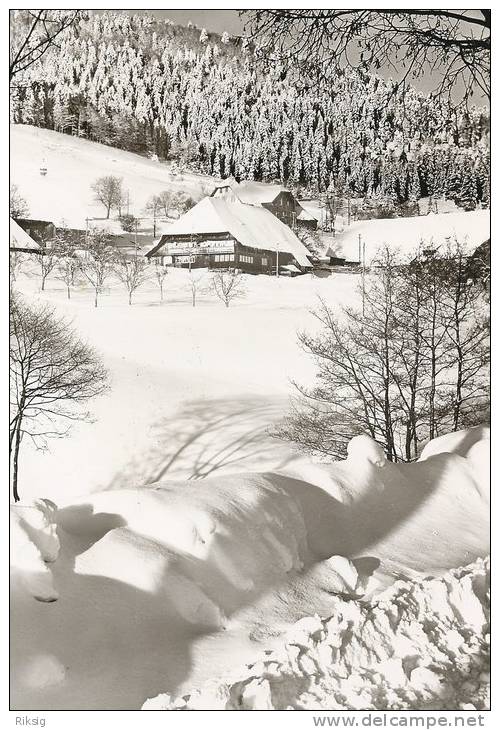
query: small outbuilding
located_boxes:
[10,218,41,254]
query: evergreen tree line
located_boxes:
[10,12,490,205]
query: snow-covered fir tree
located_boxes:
[10,11,489,206]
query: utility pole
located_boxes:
[362,240,366,318]
[358,233,362,264]
[276,241,280,277]
[134,218,138,259]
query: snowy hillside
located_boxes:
[10,125,219,231]
[11,427,489,710]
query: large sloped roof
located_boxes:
[212,180,318,224]
[148,197,313,268]
[10,218,41,251]
[233,181,288,206]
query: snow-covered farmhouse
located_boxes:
[146,197,314,275]
[212,180,318,230]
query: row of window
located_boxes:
[240,255,269,266]
[171,240,232,249]
[214,254,235,262]
[167,252,271,267]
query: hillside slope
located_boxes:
[10,124,219,231]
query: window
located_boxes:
[240,255,254,264]
[262,257,268,266]
[214,254,234,263]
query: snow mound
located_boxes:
[11,429,489,709]
[12,499,60,562]
[10,500,60,602]
[143,557,490,711]
[346,434,387,466]
[419,425,489,461]
[58,473,309,619]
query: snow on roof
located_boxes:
[297,208,317,222]
[337,210,490,263]
[211,180,318,223]
[149,197,313,268]
[10,218,41,251]
[234,181,288,206]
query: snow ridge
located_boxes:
[143,557,490,711]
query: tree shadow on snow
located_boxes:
[11,512,199,711]
[105,395,298,490]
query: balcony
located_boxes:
[159,241,235,257]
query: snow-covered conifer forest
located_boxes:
[9,8,490,716]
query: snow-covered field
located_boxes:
[13,265,359,503]
[10,262,490,711]
[10,125,490,712]
[335,210,490,263]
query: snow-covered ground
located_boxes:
[10,126,490,711]
[11,427,489,710]
[10,125,219,232]
[13,264,360,503]
[145,557,490,710]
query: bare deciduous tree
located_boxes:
[79,230,116,307]
[155,190,176,219]
[38,237,61,291]
[211,270,247,308]
[10,251,24,289]
[91,175,124,219]
[9,9,83,80]
[10,184,30,218]
[114,254,149,305]
[153,260,168,302]
[55,237,79,299]
[243,10,490,103]
[9,294,108,501]
[276,242,489,462]
[144,194,163,235]
[187,270,206,308]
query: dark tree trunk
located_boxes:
[12,422,22,502]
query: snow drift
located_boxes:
[10,428,489,710]
[10,499,60,602]
[144,557,490,711]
